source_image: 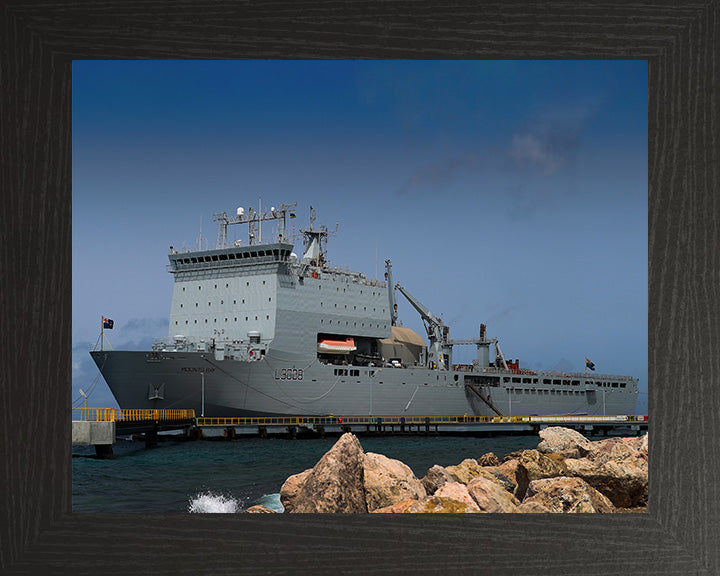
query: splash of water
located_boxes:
[188,491,241,513]
[256,493,284,513]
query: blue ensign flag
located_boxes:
[103,317,114,329]
[585,357,595,371]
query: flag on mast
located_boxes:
[103,317,114,329]
[585,357,595,371]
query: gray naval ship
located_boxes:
[91,203,639,418]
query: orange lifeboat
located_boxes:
[317,337,357,354]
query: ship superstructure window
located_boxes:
[620,383,626,388]
[543,379,550,384]
[553,379,560,385]
[512,377,520,383]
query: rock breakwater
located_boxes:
[255,427,648,514]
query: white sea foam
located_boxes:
[187,491,241,513]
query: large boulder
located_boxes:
[563,432,648,508]
[493,459,529,499]
[363,452,426,512]
[476,467,518,495]
[516,449,569,481]
[478,452,500,466]
[243,505,276,513]
[434,482,480,511]
[521,477,616,513]
[564,457,647,508]
[445,458,486,484]
[466,476,521,513]
[290,433,368,513]
[420,464,454,495]
[279,468,312,513]
[373,495,481,513]
[516,500,552,513]
[370,499,417,513]
[537,426,594,459]
[406,496,481,513]
[588,434,648,470]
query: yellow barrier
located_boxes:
[72,408,196,422]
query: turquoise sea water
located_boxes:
[71,434,559,513]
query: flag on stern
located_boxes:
[103,317,114,329]
[585,357,595,371]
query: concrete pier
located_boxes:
[72,420,116,458]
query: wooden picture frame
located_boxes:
[1,2,717,574]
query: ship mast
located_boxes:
[299,206,337,267]
[213,203,297,248]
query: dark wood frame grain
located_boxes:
[1,2,717,574]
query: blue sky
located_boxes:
[72,60,648,413]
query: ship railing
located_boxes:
[72,408,196,422]
[479,367,635,381]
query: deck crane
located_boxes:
[393,282,453,370]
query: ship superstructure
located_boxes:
[91,204,639,418]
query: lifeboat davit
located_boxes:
[317,337,356,354]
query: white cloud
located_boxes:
[509,133,564,174]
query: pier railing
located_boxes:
[195,413,648,427]
[72,409,647,426]
[72,408,196,422]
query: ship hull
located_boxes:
[90,350,638,417]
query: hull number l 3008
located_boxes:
[274,368,304,381]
